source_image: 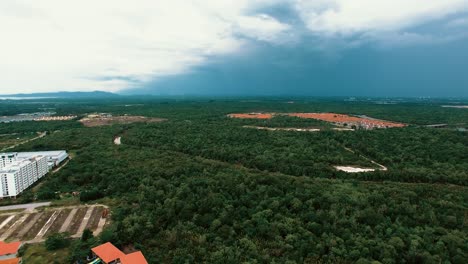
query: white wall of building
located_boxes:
[0,154,51,198]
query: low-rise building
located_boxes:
[0,241,22,263]
[91,242,148,264]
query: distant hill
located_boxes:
[0,91,118,98]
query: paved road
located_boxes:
[0,202,51,212]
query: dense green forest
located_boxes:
[1,97,467,263]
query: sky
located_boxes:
[1,0,468,97]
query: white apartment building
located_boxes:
[0,151,66,198]
[0,153,18,169]
[17,150,68,170]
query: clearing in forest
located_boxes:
[227,113,273,119]
[80,113,166,127]
[243,125,320,132]
[228,112,406,129]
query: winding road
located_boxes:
[1,131,46,151]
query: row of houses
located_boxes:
[90,242,147,264]
[0,240,148,264]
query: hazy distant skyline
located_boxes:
[1,1,468,96]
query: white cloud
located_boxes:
[0,0,288,94]
[235,14,291,42]
[294,0,468,35]
[446,17,468,27]
[1,0,467,94]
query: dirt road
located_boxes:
[0,202,51,212]
[1,131,46,151]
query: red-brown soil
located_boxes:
[287,113,406,128]
[228,112,405,129]
[228,113,273,119]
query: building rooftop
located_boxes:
[91,242,124,263]
[16,150,67,158]
[120,251,148,264]
[0,258,21,264]
[0,158,39,173]
[0,241,22,256]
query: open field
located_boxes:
[243,125,321,132]
[66,207,89,235]
[287,113,406,128]
[228,113,273,119]
[0,205,108,243]
[229,112,406,129]
[79,115,166,127]
[21,243,69,264]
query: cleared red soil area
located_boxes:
[228,113,273,119]
[228,112,405,129]
[287,113,405,128]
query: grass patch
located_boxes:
[0,208,25,214]
[21,243,69,264]
[50,196,81,207]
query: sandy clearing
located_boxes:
[0,215,15,230]
[441,105,468,109]
[243,125,320,132]
[59,208,77,233]
[0,214,28,240]
[335,166,376,173]
[80,115,166,127]
[333,128,355,131]
[34,210,60,240]
[340,146,388,173]
[72,206,94,237]
[17,213,42,239]
[93,217,107,237]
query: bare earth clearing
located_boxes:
[334,146,388,173]
[243,125,320,132]
[80,115,166,127]
[334,166,376,173]
[0,204,108,243]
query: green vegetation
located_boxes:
[45,233,70,251]
[21,243,70,264]
[2,97,467,263]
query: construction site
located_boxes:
[228,112,406,129]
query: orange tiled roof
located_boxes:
[0,241,22,256]
[91,242,124,263]
[120,251,148,264]
[0,258,21,264]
